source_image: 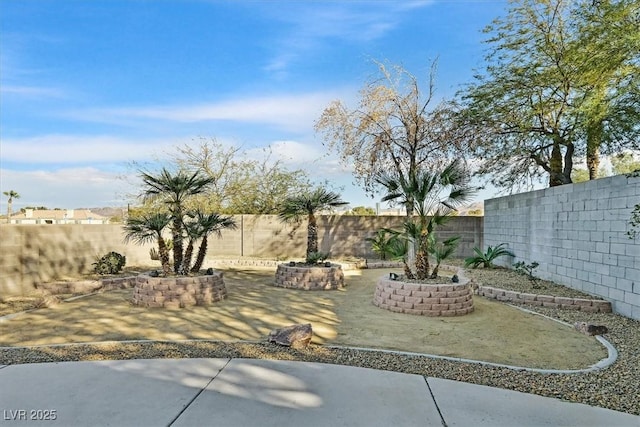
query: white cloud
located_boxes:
[0,85,65,98]
[0,167,135,210]
[259,1,436,75]
[1,134,178,164]
[62,91,346,134]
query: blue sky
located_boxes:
[1,0,509,212]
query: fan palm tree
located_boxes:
[278,188,348,263]
[428,235,460,278]
[140,168,214,274]
[123,212,172,275]
[190,211,237,273]
[3,190,20,224]
[377,159,476,279]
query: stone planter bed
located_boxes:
[132,272,226,308]
[212,258,365,270]
[477,285,612,313]
[373,267,474,317]
[274,263,345,290]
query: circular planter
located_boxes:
[132,271,226,308]
[373,269,474,316]
[274,263,345,291]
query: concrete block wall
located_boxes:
[0,215,482,297]
[484,174,640,320]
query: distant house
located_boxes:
[9,209,109,225]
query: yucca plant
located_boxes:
[464,243,514,269]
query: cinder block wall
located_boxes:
[484,174,640,320]
[0,215,483,296]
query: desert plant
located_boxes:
[365,229,395,260]
[139,167,214,274]
[513,261,540,282]
[128,168,236,276]
[188,211,236,273]
[93,251,126,275]
[278,187,348,264]
[377,159,476,279]
[428,235,460,278]
[464,243,514,269]
[3,190,19,224]
[124,212,172,276]
[378,231,413,278]
[306,251,329,264]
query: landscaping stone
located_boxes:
[274,263,345,290]
[373,266,474,317]
[574,321,609,336]
[268,323,313,348]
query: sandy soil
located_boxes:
[0,267,606,370]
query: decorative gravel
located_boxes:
[1,263,638,416]
[463,266,606,300]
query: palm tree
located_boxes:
[279,188,348,263]
[123,212,172,275]
[3,190,20,224]
[190,212,237,273]
[377,159,476,279]
[140,168,214,274]
[428,235,460,278]
[180,216,201,275]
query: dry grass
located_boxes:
[0,266,607,370]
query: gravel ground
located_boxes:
[1,264,638,416]
[463,266,606,300]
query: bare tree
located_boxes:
[315,60,464,214]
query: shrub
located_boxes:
[464,243,514,268]
[365,229,395,260]
[513,261,540,285]
[305,251,329,264]
[93,251,126,275]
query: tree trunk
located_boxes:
[430,263,440,279]
[6,200,12,224]
[549,139,565,187]
[549,137,573,187]
[586,121,602,180]
[414,237,431,280]
[157,237,172,276]
[172,218,183,274]
[180,239,194,275]
[403,262,415,279]
[405,199,417,277]
[306,212,318,261]
[191,235,208,273]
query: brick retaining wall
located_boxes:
[373,270,474,317]
[274,264,345,290]
[478,286,612,313]
[132,272,226,308]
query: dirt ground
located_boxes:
[0,267,606,370]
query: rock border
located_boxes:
[274,263,345,291]
[373,266,474,317]
[132,272,226,309]
[211,258,365,270]
[477,285,612,313]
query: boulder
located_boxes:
[574,321,608,336]
[268,323,313,348]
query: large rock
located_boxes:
[268,323,313,348]
[574,321,608,336]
